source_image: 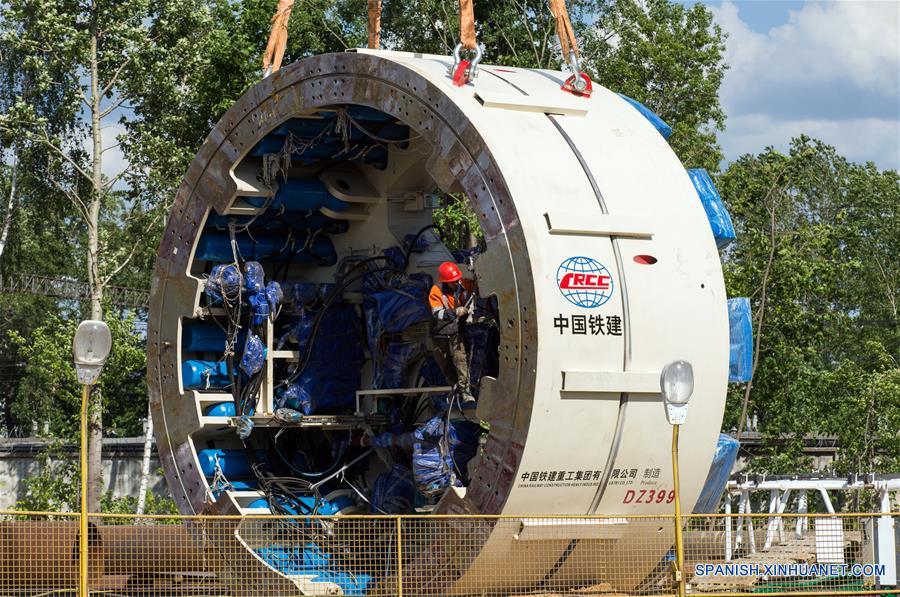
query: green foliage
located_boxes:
[583,0,728,171]
[720,137,899,474]
[101,483,180,522]
[433,194,482,253]
[9,310,147,438]
[14,441,79,512]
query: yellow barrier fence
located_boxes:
[0,511,897,596]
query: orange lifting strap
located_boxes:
[458,0,477,50]
[548,0,579,60]
[365,1,476,50]
[367,0,382,49]
[262,0,295,75]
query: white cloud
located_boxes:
[712,0,900,170]
[723,113,900,168]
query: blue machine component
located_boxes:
[203,402,236,417]
[182,360,230,390]
[247,493,355,515]
[205,211,349,234]
[618,93,673,139]
[183,323,228,353]
[198,448,255,478]
[245,179,348,213]
[693,434,740,513]
[248,107,401,170]
[255,544,374,596]
[240,333,266,376]
[195,230,337,264]
[728,297,754,382]
[687,168,736,250]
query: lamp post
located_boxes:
[73,320,112,597]
[660,360,694,597]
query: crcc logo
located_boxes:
[556,256,615,308]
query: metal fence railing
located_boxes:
[0,510,897,596]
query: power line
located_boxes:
[0,272,149,308]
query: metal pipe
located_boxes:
[80,383,89,597]
[672,424,685,597]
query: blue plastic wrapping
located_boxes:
[266,281,283,312]
[693,434,740,513]
[243,261,265,293]
[412,416,481,494]
[279,374,360,416]
[235,414,254,440]
[205,264,242,303]
[403,233,430,253]
[182,360,230,390]
[363,281,431,338]
[382,246,407,269]
[418,356,450,411]
[276,304,363,414]
[687,168,736,250]
[371,464,416,514]
[240,333,266,376]
[728,297,754,382]
[375,342,421,389]
[290,282,320,309]
[248,293,270,326]
[618,94,673,139]
[371,430,416,450]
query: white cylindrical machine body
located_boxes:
[148,50,729,594]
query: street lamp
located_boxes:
[73,320,111,597]
[661,359,694,597]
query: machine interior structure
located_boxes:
[148,49,746,595]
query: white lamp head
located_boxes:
[661,360,694,425]
[73,320,112,385]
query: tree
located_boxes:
[719,137,899,473]
[582,0,728,171]
[0,0,221,510]
[10,311,148,439]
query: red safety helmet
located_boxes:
[438,261,462,283]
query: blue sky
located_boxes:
[674,0,899,171]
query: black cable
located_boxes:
[402,224,443,270]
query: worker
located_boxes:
[429,261,476,404]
